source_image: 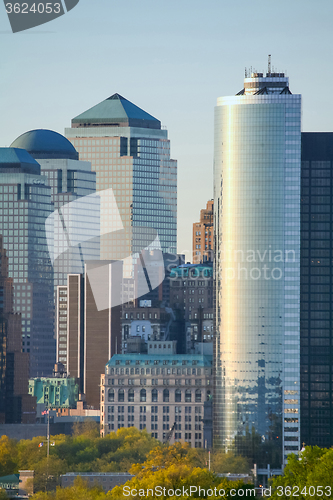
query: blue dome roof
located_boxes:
[10,129,78,160]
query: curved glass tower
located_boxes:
[214,71,301,466]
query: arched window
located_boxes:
[152,389,158,402]
[118,389,124,402]
[128,389,134,402]
[195,389,201,403]
[163,389,169,402]
[108,389,114,402]
[185,390,191,403]
[175,389,181,403]
[207,390,211,401]
[140,388,146,402]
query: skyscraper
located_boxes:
[193,200,214,263]
[300,132,333,448]
[65,93,177,265]
[55,262,122,408]
[214,69,301,466]
[10,129,99,289]
[0,236,34,423]
[0,148,54,376]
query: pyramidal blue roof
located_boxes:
[0,148,41,174]
[10,129,78,160]
[72,93,161,130]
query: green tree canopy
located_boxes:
[270,446,333,499]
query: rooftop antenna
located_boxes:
[268,54,271,75]
[245,67,247,78]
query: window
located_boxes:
[128,389,134,402]
[108,389,114,402]
[140,389,146,402]
[195,390,202,403]
[118,389,124,402]
[175,389,181,402]
[185,390,192,403]
[152,389,158,402]
[163,389,169,402]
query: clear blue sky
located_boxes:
[1,0,333,257]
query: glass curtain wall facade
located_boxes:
[214,72,301,466]
[300,132,333,447]
[37,157,98,288]
[0,149,54,377]
[65,94,177,276]
[10,130,99,289]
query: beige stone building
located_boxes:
[193,200,213,263]
[100,354,213,448]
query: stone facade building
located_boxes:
[193,200,214,263]
[100,354,213,448]
[169,263,213,354]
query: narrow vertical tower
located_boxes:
[214,68,301,467]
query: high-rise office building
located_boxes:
[0,235,34,423]
[169,263,214,354]
[0,148,54,377]
[10,129,99,289]
[193,200,214,263]
[300,133,333,448]
[214,69,301,466]
[65,93,177,265]
[56,262,122,409]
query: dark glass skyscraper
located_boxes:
[0,148,54,376]
[300,132,333,448]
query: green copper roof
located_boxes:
[170,262,213,278]
[72,93,161,130]
[0,474,19,485]
[106,354,212,368]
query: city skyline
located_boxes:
[1,0,333,258]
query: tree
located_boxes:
[211,450,251,474]
[113,442,255,500]
[32,477,105,500]
[0,489,8,500]
[33,456,68,493]
[270,446,332,499]
[72,420,100,439]
[0,435,18,476]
